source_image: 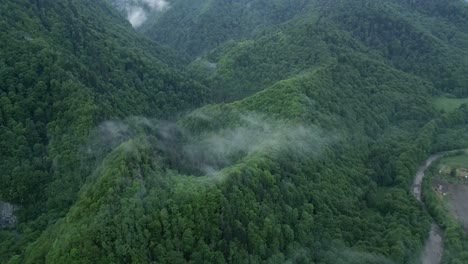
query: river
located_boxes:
[412,154,443,264]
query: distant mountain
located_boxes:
[183,0,468,101]
[121,0,468,102]
[137,0,313,56]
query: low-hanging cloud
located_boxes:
[127,6,147,28]
[112,0,170,28]
[85,113,334,176]
[142,0,169,11]
[183,114,332,174]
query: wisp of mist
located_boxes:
[86,113,333,176]
[113,0,170,28]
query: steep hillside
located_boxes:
[0,0,207,221]
[18,57,438,263]
[186,0,468,101]
[16,53,468,262]
[139,0,313,57]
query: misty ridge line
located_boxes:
[85,113,335,176]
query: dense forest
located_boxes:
[1,0,468,263]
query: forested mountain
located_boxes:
[2,0,468,263]
[0,0,207,234]
[181,0,468,101]
[138,0,313,57]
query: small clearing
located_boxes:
[435,181,468,233]
[437,153,468,183]
[433,96,468,112]
[434,153,468,232]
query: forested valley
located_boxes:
[1,0,468,263]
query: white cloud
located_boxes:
[113,0,170,28]
[142,0,169,11]
[127,6,147,28]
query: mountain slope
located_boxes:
[18,56,438,263]
[0,0,207,221]
[138,0,314,57]
[184,0,468,101]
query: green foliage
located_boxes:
[175,0,468,101]
[15,51,439,262]
[140,0,313,57]
[0,0,207,261]
[327,0,468,97]
[0,0,208,206]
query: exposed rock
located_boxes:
[0,201,17,229]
